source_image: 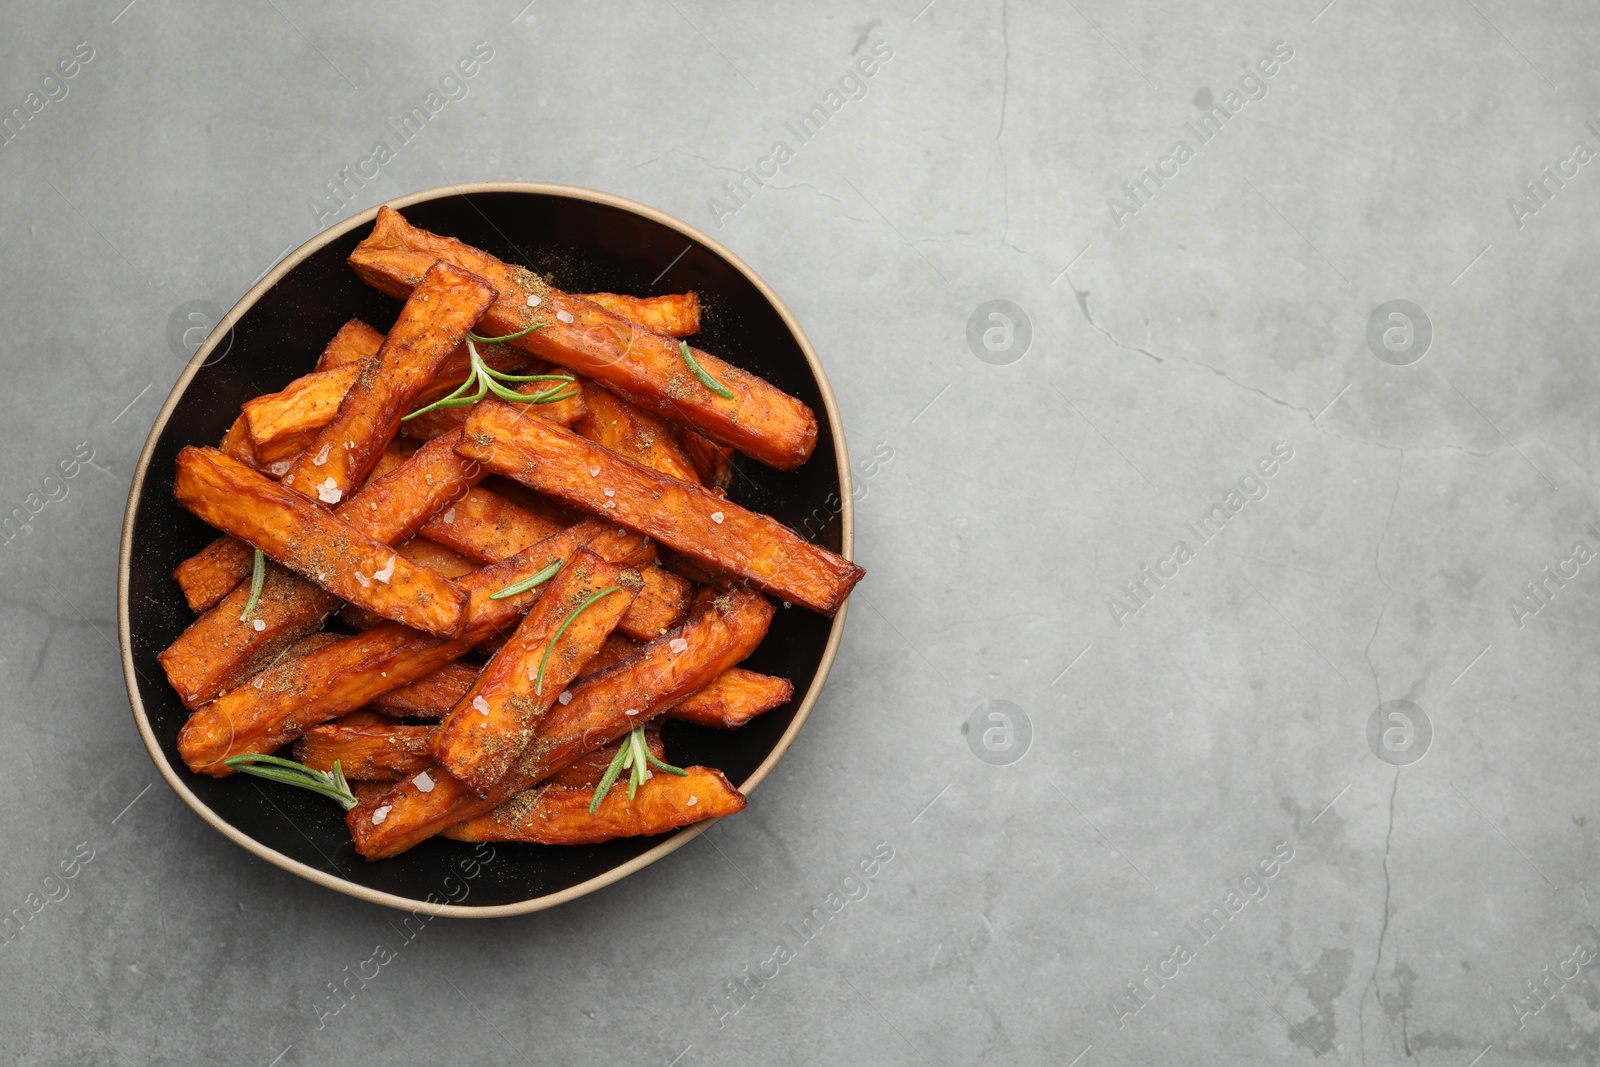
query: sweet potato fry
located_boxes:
[219,416,260,467]
[313,319,386,371]
[581,291,700,337]
[161,435,490,706]
[346,590,773,858]
[416,483,566,563]
[666,668,793,729]
[679,429,735,490]
[348,206,816,470]
[578,633,641,681]
[443,766,743,845]
[294,721,436,780]
[432,549,640,796]
[540,725,663,788]
[241,363,362,465]
[396,537,479,579]
[282,260,496,497]
[173,448,414,614]
[176,521,651,774]
[369,661,479,718]
[572,383,701,483]
[459,401,864,615]
[173,447,470,637]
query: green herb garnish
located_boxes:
[679,340,735,399]
[223,754,357,810]
[402,337,577,422]
[589,726,688,813]
[240,548,265,622]
[468,323,544,345]
[534,585,623,695]
[488,560,563,601]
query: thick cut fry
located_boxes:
[620,564,693,639]
[581,291,700,337]
[541,726,664,788]
[417,484,566,564]
[433,550,639,796]
[396,537,479,579]
[346,590,772,858]
[173,450,413,614]
[176,522,651,773]
[219,416,260,467]
[161,435,489,707]
[295,722,436,780]
[572,384,701,483]
[369,661,479,718]
[460,401,864,615]
[173,447,470,637]
[349,206,816,470]
[282,260,496,497]
[443,766,743,845]
[578,633,641,681]
[679,429,735,490]
[173,536,257,614]
[667,668,793,729]
[242,363,362,465]
[313,319,386,371]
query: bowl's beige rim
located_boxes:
[117,181,853,918]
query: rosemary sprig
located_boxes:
[488,559,563,601]
[468,323,543,344]
[679,340,735,399]
[240,548,265,621]
[402,336,576,422]
[535,585,623,695]
[587,726,688,814]
[223,754,357,810]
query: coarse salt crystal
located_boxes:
[373,556,396,584]
[252,619,266,632]
[625,708,640,717]
[526,294,541,308]
[687,795,698,807]
[558,691,572,706]
[669,638,689,654]
[441,508,456,524]
[473,695,491,716]
[556,310,574,324]
[371,805,391,825]
[589,465,600,476]
[317,477,342,504]
[282,474,294,485]
[603,500,615,510]
[412,771,435,793]
[603,488,615,497]
[710,511,724,524]
[253,677,264,689]
[312,443,331,467]
[354,571,370,588]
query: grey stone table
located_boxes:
[3,1,1598,1063]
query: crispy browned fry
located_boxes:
[160,435,489,707]
[540,725,663,788]
[369,661,479,718]
[349,206,816,470]
[621,564,692,640]
[173,536,257,614]
[220,416,260,467]
[417,484,566,563]
[572,383,701,483]
[294,722,436,780]
[338,537,481,630]
[444,765,743,844]
[460,401,864,615]
[346,590,772,858]
[173,449,414,614]
[176,521,651,774]
[313,319,386,371]
[282,260,496,497]
[679,429,735,490]
[433,550,639,796]
[581,291,700,337]
[578,633,641,681]
[241,363,362,465]
[173,447,470,637]
[669,668,793,728]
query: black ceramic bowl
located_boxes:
[118,183,853,916]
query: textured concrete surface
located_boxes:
[4,1,1600,1063]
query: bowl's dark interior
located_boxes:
[126,191,843,909]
